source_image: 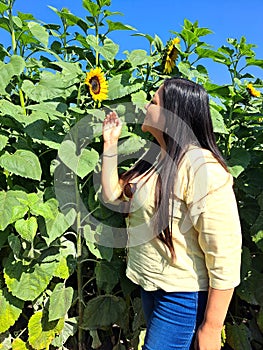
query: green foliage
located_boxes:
[82,295,128,330]
[0,0,262,349]
[48,283,74,321]
[0,288,24,333]
[28,311,64,349]
[4,253,57,301]
[0,150,42,180]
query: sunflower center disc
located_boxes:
[90,77,100,94]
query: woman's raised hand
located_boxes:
[103,111,122,143]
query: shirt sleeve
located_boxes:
[187,158,242,290]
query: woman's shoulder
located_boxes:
[179,145,226,174]
[176,145,232,200]
[181,145,217,165]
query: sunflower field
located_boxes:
[0,0,263,349]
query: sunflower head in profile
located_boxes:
[247,83,261,98]
[85,67,108,102]
[162,37,180,74]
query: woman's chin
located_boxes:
[141,124,147,132]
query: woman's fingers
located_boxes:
[108,111,117,123]
[102,111,122,143]
[104,111,121,127]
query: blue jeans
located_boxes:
[141,288,208,350]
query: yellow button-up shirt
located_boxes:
[125,147,242,292]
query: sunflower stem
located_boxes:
[75,178,84,350]
[77,82,82,107]
[19,88,26,116]
[7,0,16,53]
[95,16,100,66]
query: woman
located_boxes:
[101,77,242,350]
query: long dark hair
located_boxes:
[121,77,228,259]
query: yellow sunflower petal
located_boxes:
[247,83,261,98]
[85,67,108,102]
[163,37,180,74]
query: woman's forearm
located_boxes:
[204,287,234,329]
[195,287,234,349]
[101,140,122,203]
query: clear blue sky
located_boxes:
[1,0,263,84]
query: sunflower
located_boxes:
[85,67,108,102]
[163,37,180,74]
[247,83,261,98]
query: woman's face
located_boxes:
[142,85,165,138]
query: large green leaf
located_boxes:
[8,233,22,260]
[4,254,57,301]
[42,208,76,246]
[82,0,100,16]
[24,120,63,150]
[26,101,68,119]
[52,61,84,82]
[195,48,231,65]
[83,225,113,262]
[246,58,263,69]
[227,148,251,178]
[22,71,69,102]
[0,135,8,151]
[100,38,120,61]
[82,295,128,330]
[0,134,8,151]
[58,140,99,179]
[226,323,252,350]
[132,297,145,332]
[205,83,231,99]
[240,246,252,280]
[28,22,49,47]
[107,73,143,100]
[51,317,78,348]
[95,261,120,293]
[0,228,9,249]
[48,283,74,321]
[0,190,28,231]
[236,268,262,305]
[48,6,88,32]
[0,288,24,333]
[86,35,119,61]
[0,2,9,13]
[12,338,30,350]
[257,308,263,333]
[28,311,64,350]
[126,49,155,68]
[0,17,9,33]
[177,61,191,78]
[209,103,228,134]
[89,330,102,350]
[131,90,147,110]
[53,239,76,279]
[28,195,56,220]
[15,217,38,242]
[0,99,26,124]
[98,0,111,7]
[106,20,136,32]
[0,55,25,95]
[118,135,147,155]
[0,149,42,180]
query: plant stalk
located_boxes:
[19,89,26,115]
[7,0,16,53]
[75,168,83,349]
[76,218,83,350]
